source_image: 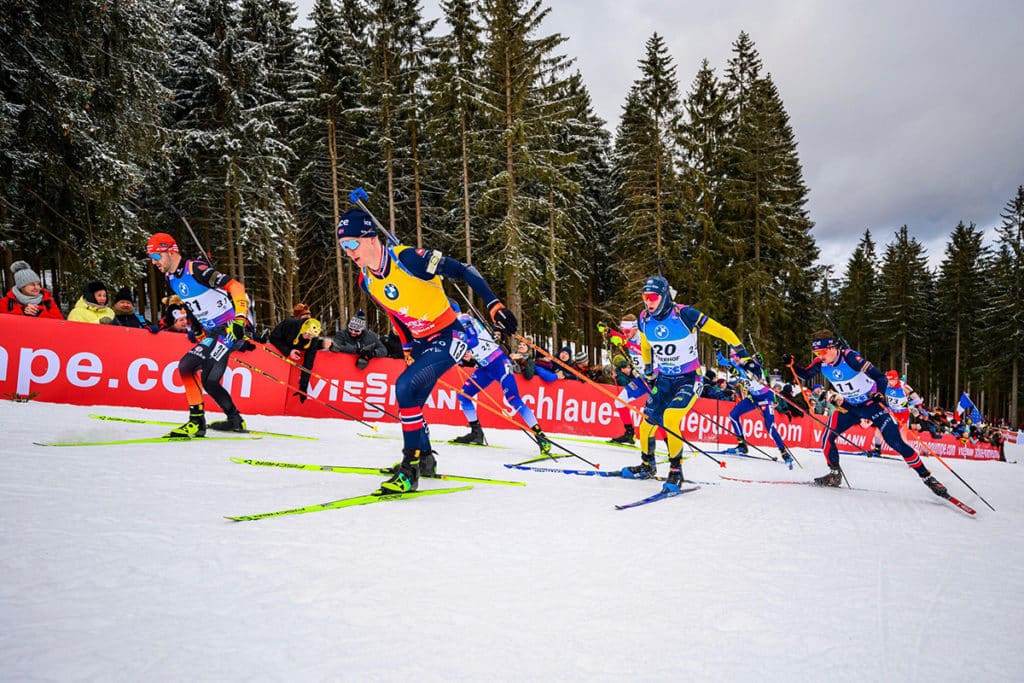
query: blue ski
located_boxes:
[503,463,618,477]
[615,485,701,510]
[503,463,718,486]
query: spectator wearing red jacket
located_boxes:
[1,261,63,319]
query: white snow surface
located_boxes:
[2,401,1022,682]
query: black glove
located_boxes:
[356,356,370,370]
[489,302,518,336]
[781,353,794,366]
[869,391,886,405]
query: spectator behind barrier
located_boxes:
[508,337,536,380]
[110,287,158,333]
[159,295,189,333]
[325,310,387,370]
[1,260,64,319]
[67,280,115,324]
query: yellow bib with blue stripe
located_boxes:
[362,245,456,338]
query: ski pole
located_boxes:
[450,367,600,469]
[261,344,398,420]
[231,357,380,431]
[884,406,995,511]
[515,333,728,468]
[348,187,400,246]
[170,205,214,264]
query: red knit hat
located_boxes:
[146,233,179,254]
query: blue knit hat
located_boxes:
[337,208,377,240]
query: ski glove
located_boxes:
[868,391,886,405]
[781,353,794,366]
[226,315,247,343]
[489,302,518,336]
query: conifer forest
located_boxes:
[1,0,1022,423]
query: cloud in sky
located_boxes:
[293,0,1024,269]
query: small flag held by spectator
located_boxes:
[1000,429,1019,444]
[955,392,983,425]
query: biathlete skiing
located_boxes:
[725,353,796,467]
[337,206,517,494]
[783,330,948,496]
[147,232,251,437]
[623,275,757,492]
[451,311,554,456]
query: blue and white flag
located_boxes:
[955,392,983,425]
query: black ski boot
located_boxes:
[609,424,636,444]
[621,453,657,479]
[780,447,795,468]
[452,420,486,445]
[419,450,438,478]
[922,475,948,498]
[734,440,749,455]
[662,456,684,492]
[167,405,206,438]
[209,411,247,433]
[813,467,843,487]
[378,448,420,494]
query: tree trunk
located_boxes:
[412,121,423,249]
[549,188,557,344]
[328,104,346,322]
[954,321,961,399]
[461,106,472,264]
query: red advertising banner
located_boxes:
[0,315,999,461]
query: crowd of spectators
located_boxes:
[2,260,1020,455]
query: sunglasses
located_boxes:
[812,347,831,357]
[339,238,360,252]
[148,253,164,261]
[641,292,661,303]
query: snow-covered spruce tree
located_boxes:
[936,221,989,407]
[292,0,370,325]
[238,0,301,322]
[876,225,935,376]
[1,0,169,292]
[677,58,730,321]
[610,33,685,302]
[835,229,882,358]
[474,0,572,327]
[543,71,613,353]
[985,185,1024,423]
[718,32,818,359]
[422,0,486,264]
[362,0,436,244]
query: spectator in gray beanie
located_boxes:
[325,309,387,369]
[1,261,64,319]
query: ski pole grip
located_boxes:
[349,187,369,203]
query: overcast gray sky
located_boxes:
[295,0,1024,271]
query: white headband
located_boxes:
[620,319,638,330]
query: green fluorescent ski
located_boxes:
[88,414,317,440]
[230,457,525,487]
[36,436,263,447]
[226,485,473,521]
[509,453,576,466]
